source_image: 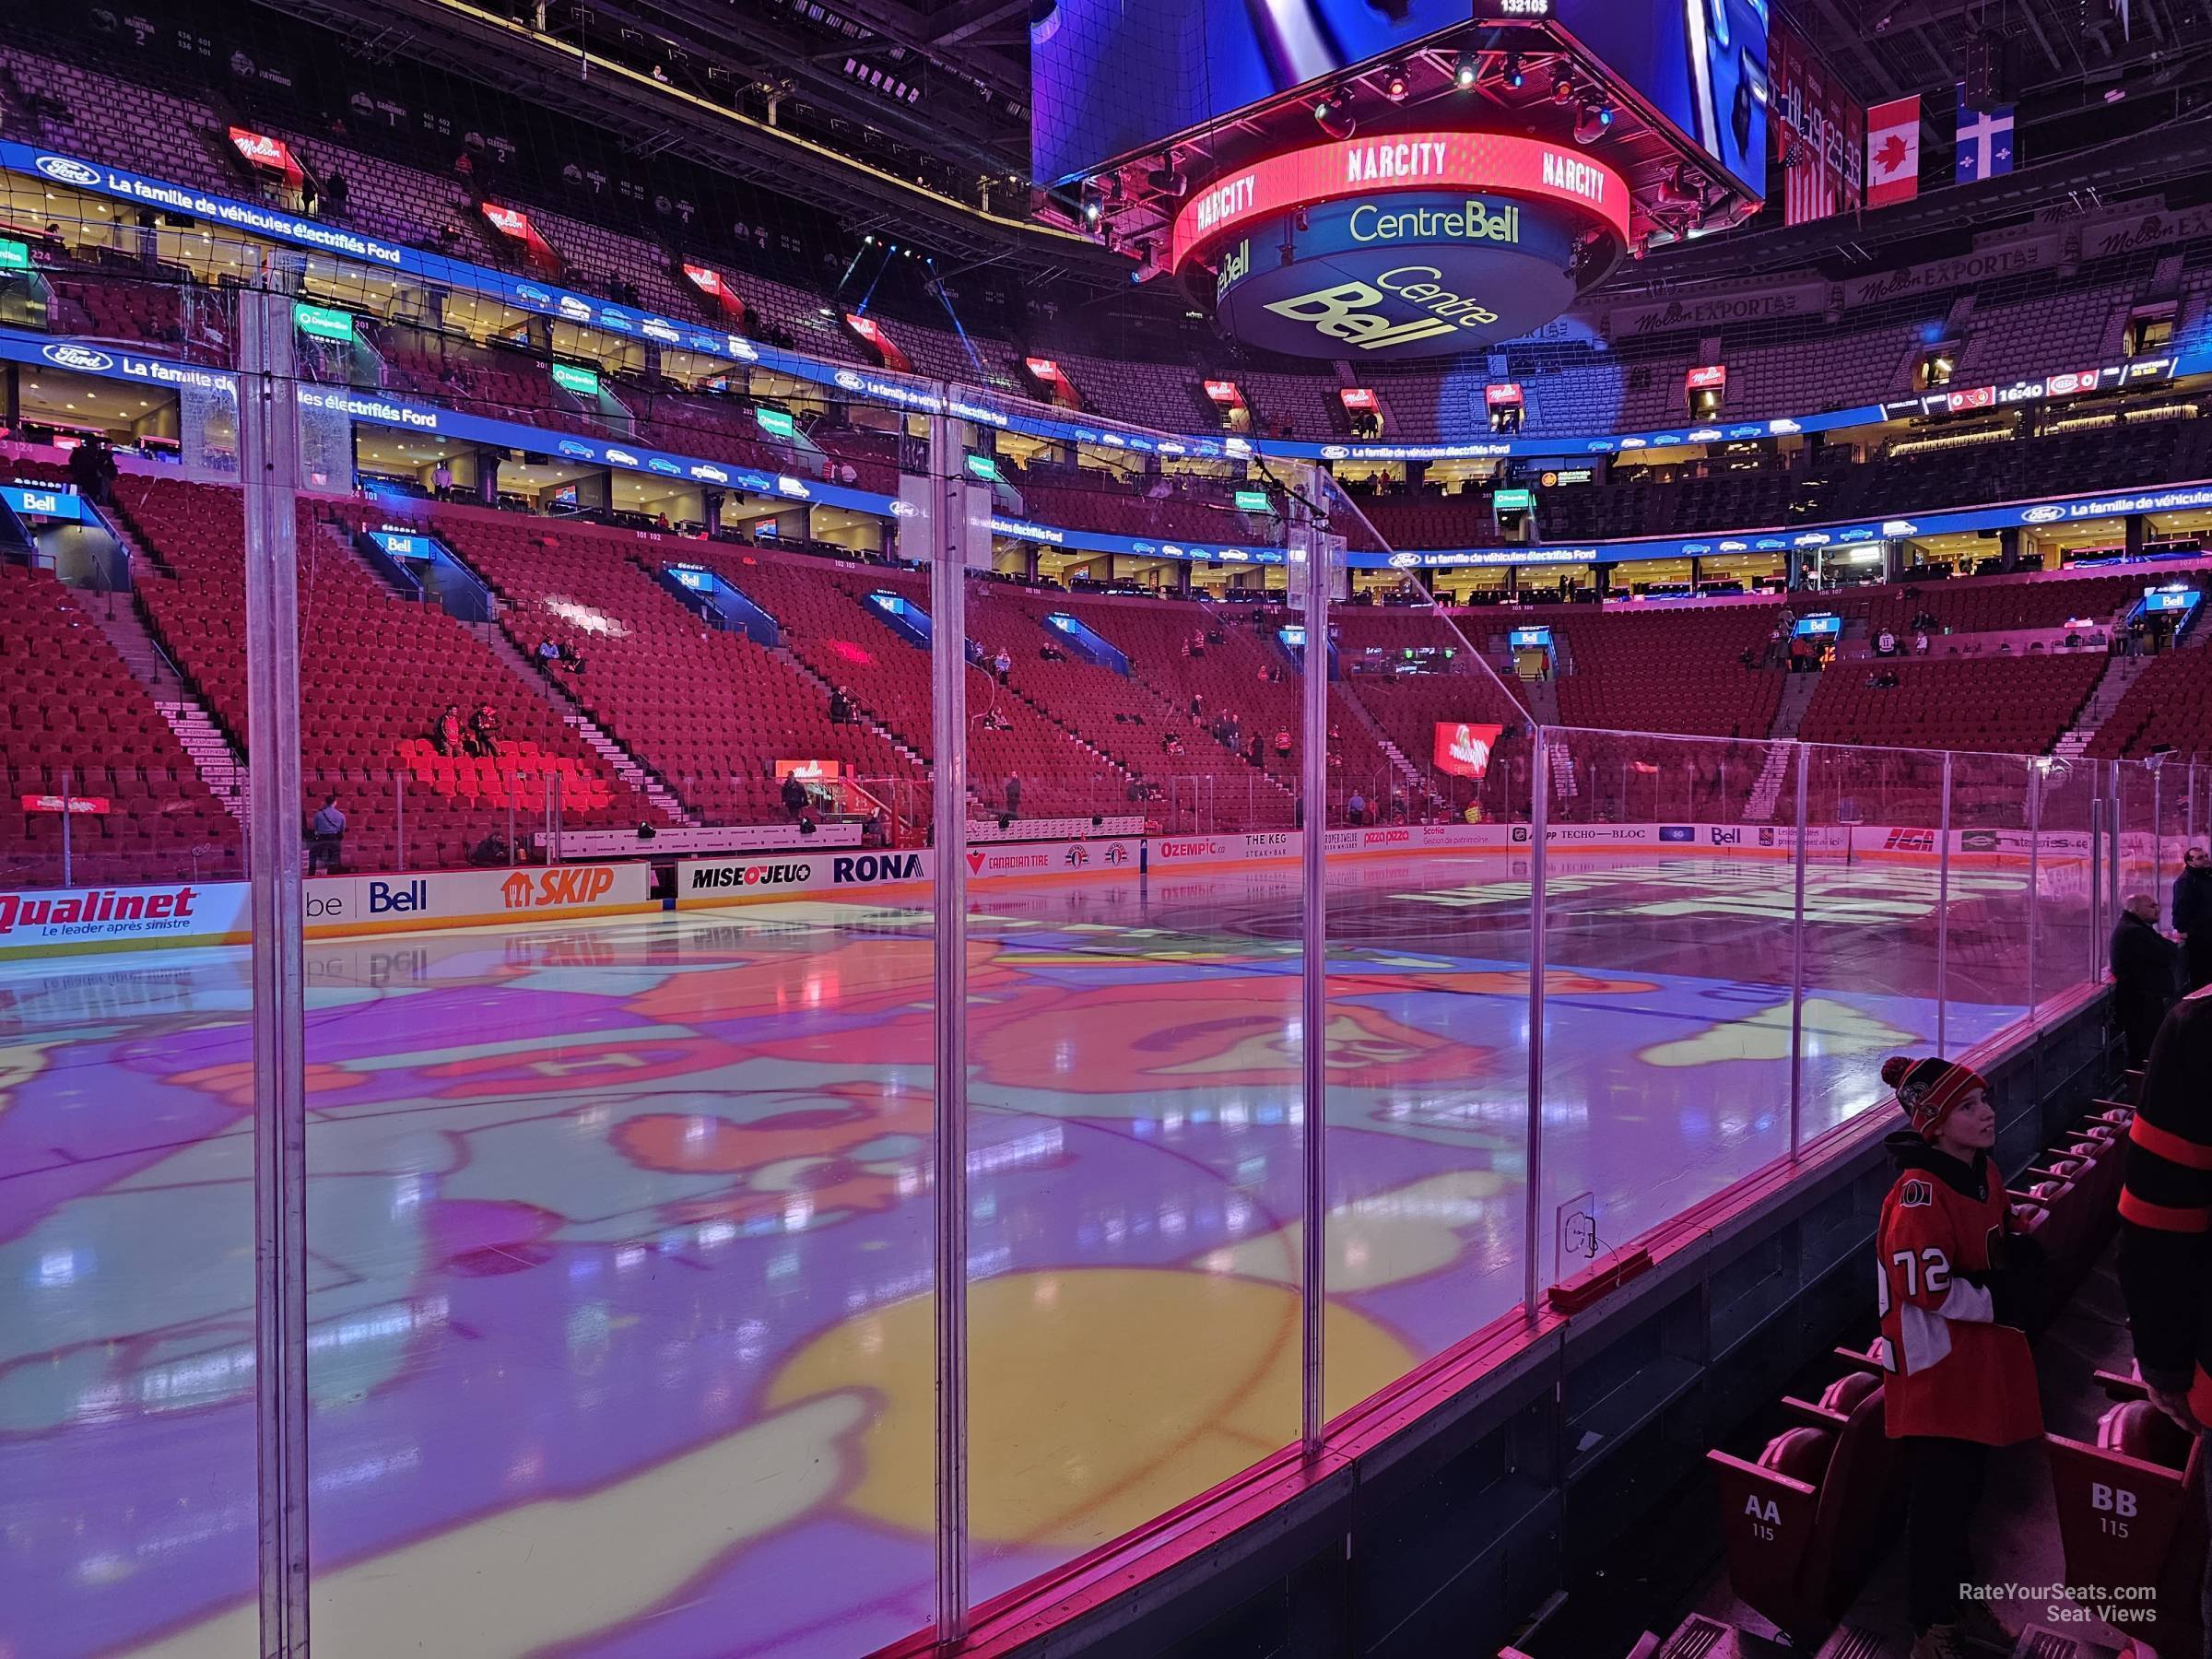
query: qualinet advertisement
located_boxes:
[0,880,248,951]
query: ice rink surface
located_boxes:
[0,849,2069,1657]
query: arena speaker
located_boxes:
[1963,29,2006,112]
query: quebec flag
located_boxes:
[1955,85,2016,182]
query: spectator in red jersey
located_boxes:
[466,703,500,759]
[1874,1055,2043,1658]
[2117,989,2212,1649]
[1274,728,1291,761]
[434,705,465,757]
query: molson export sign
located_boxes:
[1179,133,1626,362]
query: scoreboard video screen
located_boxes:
[1031,0,1768,195]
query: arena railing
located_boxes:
[9,265,2208,1659]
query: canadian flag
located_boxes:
[1865,96,1922,207]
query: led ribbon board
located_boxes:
[1176,134,1629,360]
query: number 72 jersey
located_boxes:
[1873,1166,2042,1445]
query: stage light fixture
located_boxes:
[1503,52,1524,88]
[1453,49,1480,89]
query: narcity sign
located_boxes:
[1183,135,1626,361]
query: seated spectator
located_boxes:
[1912,629,1931,655]
[993,647,1012,684]
[466,702,500,758]
[1874,629,1898,657]
[466,833,510,867]
[558,642,586,675]
[829,688,852,725]
[1162,734,1184,757]
[535,637,561,667]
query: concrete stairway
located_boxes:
[1767,668,1821,743]
[73,585,247,823]
[1739,672,1824,821]
[1335,685,1427,794]
[2053,654,2150,761]
[465,620,696,827]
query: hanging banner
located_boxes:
[1768,26,1863,227]
[1865,96,1922,208]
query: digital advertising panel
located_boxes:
[1032,0,1767,195]
[1553,0,1770,196]
[1176,132,1628,359]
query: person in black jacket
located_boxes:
[2112,893,2182,1066]
[2117,989,2212,1650]
[2175,845,2212,992]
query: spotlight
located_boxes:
[1146,156,1188,196]
[1313,88,1356,138]
[1453,49,1479,89]
[1551,72,1577,103]
[1572,98,1615,144]
[1381,64,1409,103]
[1080,187,1102,225]
[1503,51,1524,88]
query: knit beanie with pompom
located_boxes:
[1882,1053,1989,1141]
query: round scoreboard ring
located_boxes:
[1173,132,1630,360]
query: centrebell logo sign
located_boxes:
[1215,190,1582,361]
